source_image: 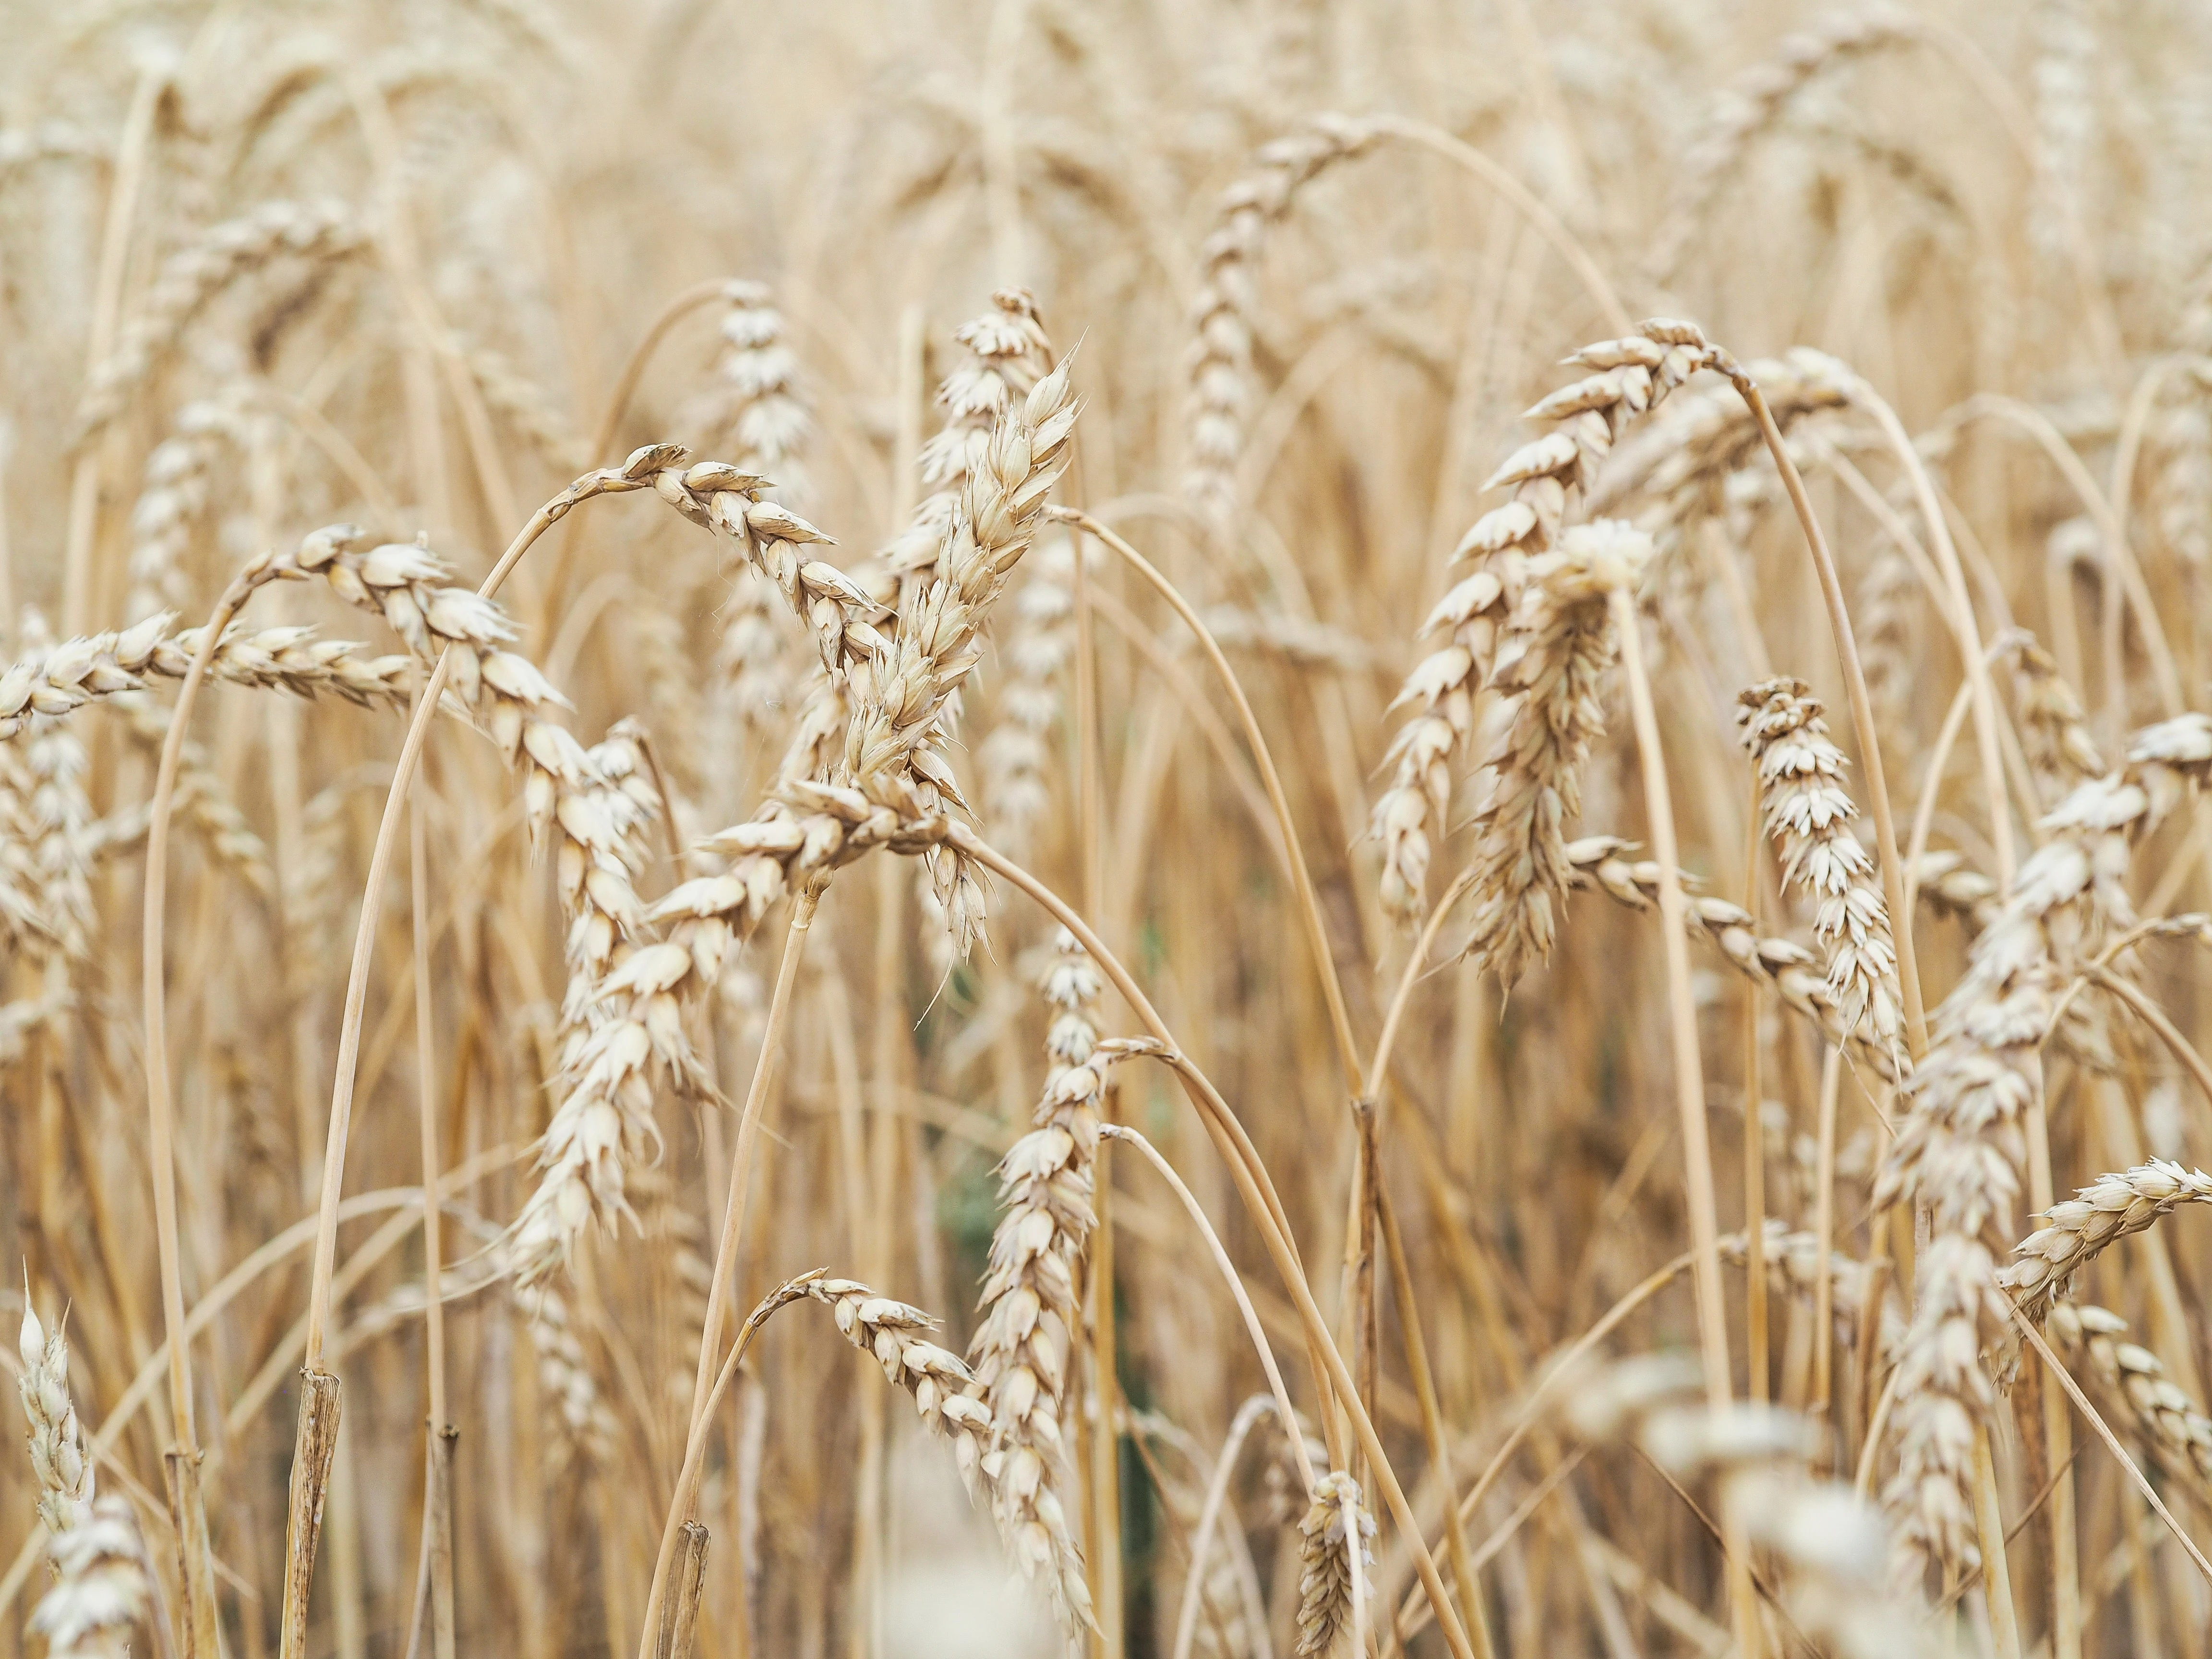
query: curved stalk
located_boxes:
[589,278,734,464]
[1048,506,1364,1096]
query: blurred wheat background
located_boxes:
[3,2,2212,1657]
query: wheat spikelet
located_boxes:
[1909,850,2000,931]
[0,741,50,949]
[1184,115,1379,525]
[692,280,813,500]
[1583,347,1855,529]
[1453,519,1652,990]
[846,351,1079,955]
[17,1304,93,1539]
[0,612,412,740]
[15,616,96,962]
[2000,1160,2212,1323]
[2000,629,2105,805]
[28,1498,152,1659]
[978,529,1080,857]
[465,340,586,473]
[887,288,1054,577]
[1651,6,1922,280]
[1375,322,1730,921]
[1567,835,1897,1080]
[1293,1471,1375,1657]
[75,198,366,441]
[514,1281,616,1474]
[124,395,249,621]
[964,931,1106,1629]
[1737,677,1904,1054]
[2047,1301,2212,1496]
[1719,1221,1905,1364]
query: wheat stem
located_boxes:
[1049,506,1363,1094]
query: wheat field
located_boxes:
[3,1,2212,1656]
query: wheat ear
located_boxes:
[1376,325,1730,921]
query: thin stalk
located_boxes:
[406,786,457,1659]
[640,892,818,1659]
[590,278,733,464]
[1369,868,1479,1104]
[1616,576,1757,1654]
[947,827,1477,1659]
[1167,1397,1284,1659]
[1903,678,1976,914]
[62,61,166,636]
[1048,506,1363,1095]
[1726,368,1927,1056]
[1743,774,1767,1406]
[1102,1126,1305,1487]
[1361,116,1630,335]
[1970,1426,2023,1659]
[1375,1174,1493,1658]
[1609,589,1731,1409]
[1073,495,1122,1658]
[1811,1047,1841,1424]
[642,1276,822,1659]
[144,559,286,1656]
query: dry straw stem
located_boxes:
[1610,577,1736,1517]
[589,278,740,464]
[276,1369,341,1659]
[1101,1124,1307,1495]
[1999,1160,2212,1324]
[1049,505,1362,1090]
[1165,1394,1295,1659]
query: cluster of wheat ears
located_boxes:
[5,1,2212,1657]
